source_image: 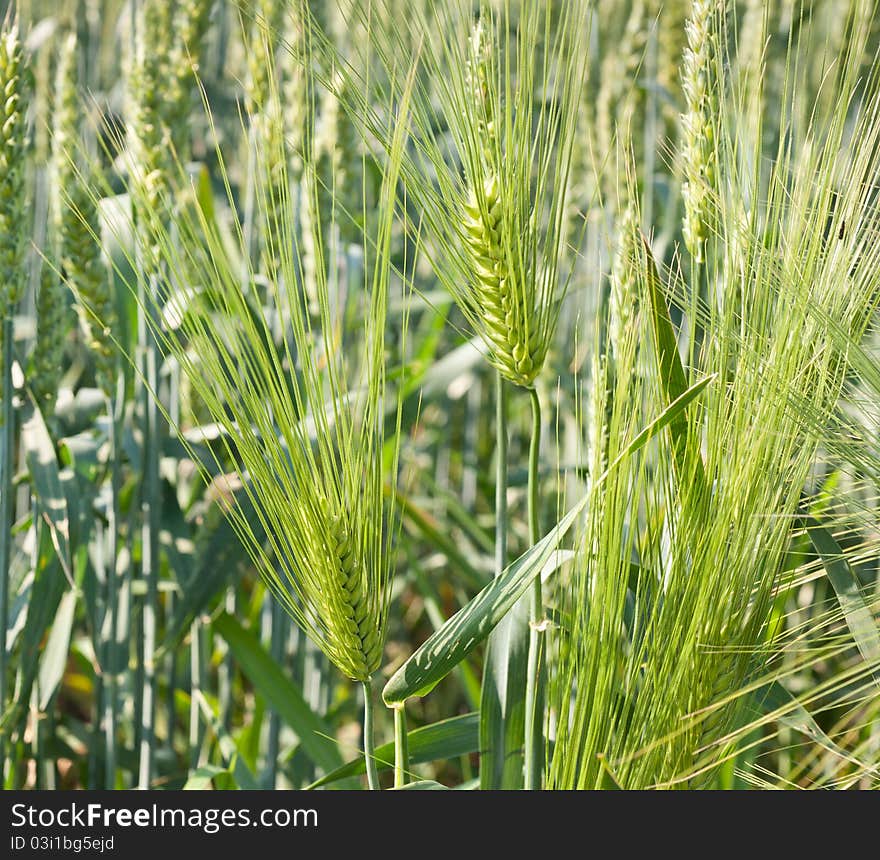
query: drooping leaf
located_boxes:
[390,780,449,790]
[20,396,72,582]
[183,764,231,790]
[37,589,78,710]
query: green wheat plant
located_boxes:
[337,0,590,789]
[5,0,880,793]
[546,0,880,788]
[101,21,415,787]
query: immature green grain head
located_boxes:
[339,1,588,390]
[281,3,308,184]
[459,16,545,387]
[595,0,648,179]
[30,257,70,412]
[680,0,720,263]
[127,0,175,266]
[114,42,414,683]
[166,0,215,159]
[0,24,32,315]
[54,33,115,394]
[128,0,172,174]
[454,5,587,387]
[609,197,640,369]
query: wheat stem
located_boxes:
[524,385,544,790]
[137,273,161,790]
[393,704,408,788]
[479,370,523,788]
[0,317,13,771]
[103,385,123,788]
[495,373,509,584]
[264,598,285,787]
[188,618,205,772]
[362,677,380,790]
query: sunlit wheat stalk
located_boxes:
[0,22,31,777]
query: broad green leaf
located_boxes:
[306,712,479,788]
[384,501,587,705]
[383,374,714,705]
[21,396,72,581]
[480,606,528,789]
[0,525,67,735]
[408,563,481,709]
[806,520,880,673]
[212,612,343,773]
[37,589,77,710]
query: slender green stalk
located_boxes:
[219,591,234,728]
[362,677,380,791]
[136,277,161,790]
[0,317,13,771]
[103,387,123,788]
[89,523,106,790]
[264,598,285,787]
[393,704,408,788]
[479,371,526,788]
[188,618,204,772]
[495,374,508,608]
[524,386,543,790]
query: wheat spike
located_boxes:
[31,259,70,413]
[462,19,544,389]
[0,26,31,313]
[322,507,382,680]
[680,0,719,263]
[166,0,214,160]
[609,200,640,367]
[54,33,116,394]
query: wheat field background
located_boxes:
[0,0,878,791]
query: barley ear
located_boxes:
[461,19,543,389]
[322,506,383,681]
[128,0,175,266]
[609,200,640,369]
[680,0,719,264]
[0,26,32,314]
[54,33,115,394]
[167,0,214,160]
[30,258,70,413]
